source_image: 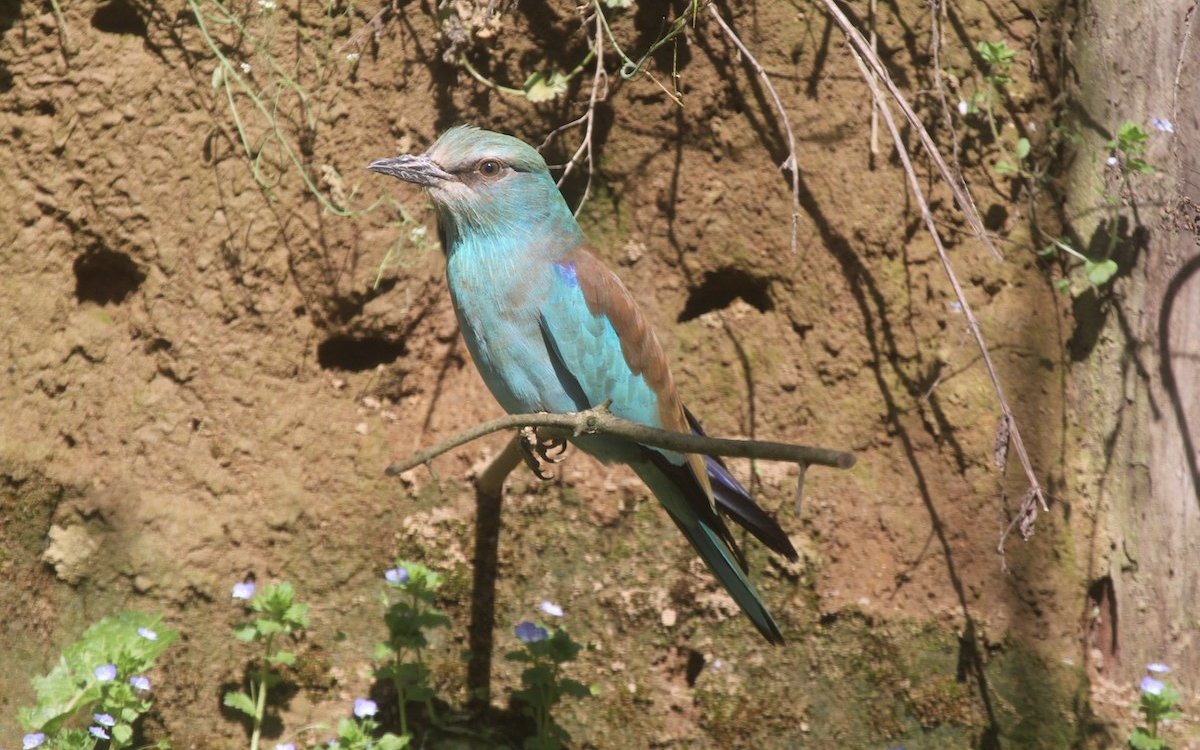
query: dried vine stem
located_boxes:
[707,5,802,254]
[386,403,855,477]
[819,0,1002,262]
[541,8,607,216]
[844,47,1047,551]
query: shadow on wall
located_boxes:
[1160,252,1200,506]
[0,0,20,92]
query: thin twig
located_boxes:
[930,0,964,170]
[819,0,1002,261]
[545,8,607,216]
[338,1,395,54]
[868,0,879,160]
[845,48,1048,553]
[48,0,73,58]
[385,404,856,477]
[707,5,801,254]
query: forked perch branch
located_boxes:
[396,406,854,710]
[386,404,856,477]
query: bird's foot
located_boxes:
[518,426,568,481]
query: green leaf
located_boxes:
[523,71,569,103]
[1085,259,1119,286]
[234,624,259,642]
[1128,729,1166,750]
[112,723,133,744]
[1036,243,1058,257]
[1016,137,1031,160]
[211,64,224,90]
[377,734,412,750]
[283,602,310,628]
[255,619,285,637]
[223,690,257,717]
[559,678,593,698]
[976,39,1016,67]
[603,0,633,7]
[1054,278,1071,294]
[993,160,1015,175]
[269,650,296,666]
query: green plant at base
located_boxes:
[1109,121,1155,176]
[505,620,595,750]
[1129,666,1182,750]
[324,699,409,750]
[19,611,177,750]
[224,581,309,750]
[374,562,450,738]
[1041,120,1159,293]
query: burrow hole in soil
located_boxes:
[678,267,774,322]
[73,247,145,305]
[317,335,407,372]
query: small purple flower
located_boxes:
[353,697,377,718]
[89,725,111,740]
[1147,662,1170,674]
[1150,118,1175,134]
[232,581,256,600]
[130,674,152,691]
[137,626,158,640]
[515,621,548,644]
[94,663,117,682]
[275,744,296,750]
[1141,676,1164,695]
[23,733,46,750]
[384,567,409,585]
[94,712,116,727]
[539,601,564,617]
[1106,155,1119,167]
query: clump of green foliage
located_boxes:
[224,581,309,750]
[1129,664,1182,750]
[19,612,178,750]
[374,562,450,737]
[506,617,595,750]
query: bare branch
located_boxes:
[707,5,802,254]
[385,404,856,477]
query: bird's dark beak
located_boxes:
[367,154,454,187]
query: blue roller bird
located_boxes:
[369,125,798,643]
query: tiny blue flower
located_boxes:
[1147,662,1170,674]
[130,674,152,691]
[515,621,548,644]
[1141,676,1164,695]
[1150,118,1175,134]
[94,663,117,681]
[137,626,158,640]
[232,581,256,600]
[1106,155,1119,167]
[23,733,46,750]
[275,744,296,750]
[94,712,116,727]
[384,567,409,585]
[89,725,111,740]
[353,697,377,718]
[539,600,564,617]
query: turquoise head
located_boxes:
[369,125,582,251]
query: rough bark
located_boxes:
[1070,0,1200,697]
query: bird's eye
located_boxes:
[478,159,504,177]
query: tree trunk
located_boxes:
[1070,0,1200,699]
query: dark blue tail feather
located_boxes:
[684,407,799,562]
